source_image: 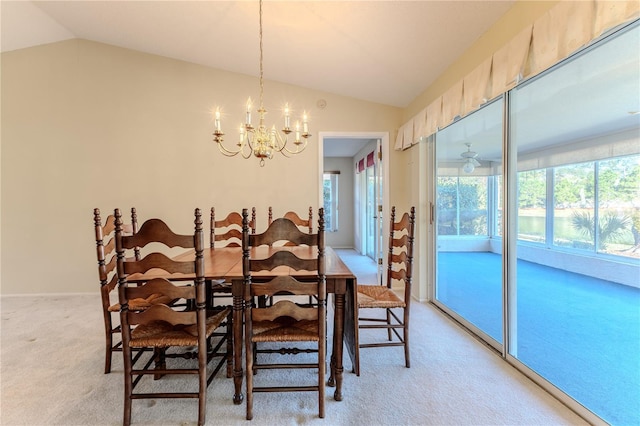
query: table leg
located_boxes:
[232,280,244,405]
[330,292,344,401]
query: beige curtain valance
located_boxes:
[396,0,640,151]
[462,57,493,116]
[441,80,464,125]
[394,118,417,150]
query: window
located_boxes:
[518,169,547,243]
[515,156,639,257]
[596,156,639,256]
[437,176,488,236]
[323,173,339,232]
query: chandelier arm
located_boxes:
[217,139,249,157]
[282,139,308,155]
[270,131,287,152]
[216,145,241,157]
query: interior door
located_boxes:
[374,139,384,284]
[363,143,384,283]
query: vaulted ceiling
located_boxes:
[1,1,514,108]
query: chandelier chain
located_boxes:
[259,0,264,109]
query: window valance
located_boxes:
[396,0,640,151]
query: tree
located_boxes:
[571,211,631,250]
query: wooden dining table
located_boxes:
[132,245,357,403]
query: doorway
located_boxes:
[319,132,389,284]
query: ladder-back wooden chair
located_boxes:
[210,207,255,248]
[115,208,231,426]
[209,207,256,307]
[241,208,326,420]
[94,207,170,374]
[266,206,316,304]
[353,206,415,376]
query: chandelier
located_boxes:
[212,0,311,166]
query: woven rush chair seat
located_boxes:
[129,308,230,348]
[252,317,320,342]
[356,285,406,309]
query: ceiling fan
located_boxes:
[460,143,481,173]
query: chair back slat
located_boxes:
[268,207,313,246]
[122,252,195,276]
[250,218,316,247]
[392,212,411,231]
[101,214,116,236]
[283,206,313,233]
[252,299,319,323]
[216,228,242,243]
[124,218,193,250]
[126,277,195,300]
[250,250,317,273]
[127,304,197,327]
[389,268,408,282]
[249,275,318,297]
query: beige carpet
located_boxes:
[1,252,587,425]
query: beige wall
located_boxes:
[1,39,401,295]
[1,2,562,295]
[404,0,560,120]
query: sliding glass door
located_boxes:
[434,99,504,346]
[508,24,640,425]
[433,23,639,424]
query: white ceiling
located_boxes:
[4,1,636,162]
[0,0,514,109]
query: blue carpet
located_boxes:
[438,251,640,426]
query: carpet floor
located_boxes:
[1,250,588,426]
[438,251,640,426]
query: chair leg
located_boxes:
[245,332,254,420]
[319,345,326,418]
[123,346,133,426]
[352,290,361,377]
[386,308,393,341]
[153,348,166,380]
[198,346,207,426]
[105,332,113,374]
[226,311,233,378]
[404,308,410,368]
[104,312,116,374]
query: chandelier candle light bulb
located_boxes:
[211,0,311,166]
[215,108,221,132]
[285,104,291,130]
